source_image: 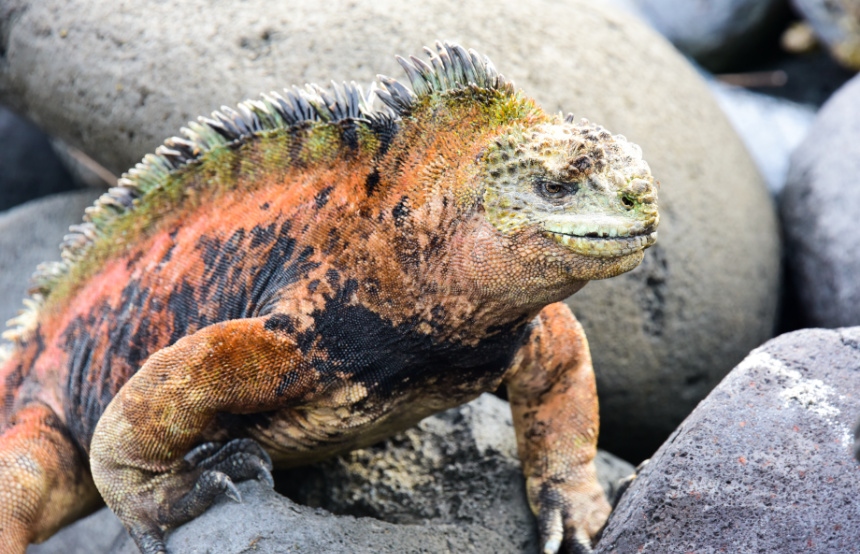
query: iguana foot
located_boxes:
[183,438,274,489]
[534,479,611,554]
[95,438,274,554]
[168,439,274,521]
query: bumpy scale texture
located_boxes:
[0,42,658,554]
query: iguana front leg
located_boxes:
[504,302,611,554]
[90,316,315,554]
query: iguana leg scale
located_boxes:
[0,404,100,553]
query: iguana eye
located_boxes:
[536,179,575,199]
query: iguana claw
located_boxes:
[99,438,274,554]
[535,484,608,554]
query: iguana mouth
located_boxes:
[542,219,658,257]
[544,230,657,257]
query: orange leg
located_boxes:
[0,403,101,553]
[90,316,315,554]
[504,302,611,554]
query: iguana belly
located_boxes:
[244,384,488,466]
[215,328,522,467]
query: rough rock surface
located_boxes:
[626,0,786,71]
[0,0,780,460]
[782,72,860,328]
[792,0,860,70]
[0,190,101,328]
[597,328,860,553]
[0,105,78,212]
[29,394,634,553]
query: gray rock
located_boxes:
[0,190,102,330]
[27,508,124,554]
[782,72,860,328]
[707,80,816,195]
[626,0,787,71]
[598,328,860,553]
[792,0,860,70]
[0,0,781,460]
[0,105,78,212]
[38,483,523,554]
[30,394,635,553]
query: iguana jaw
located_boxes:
[541,215,658,258]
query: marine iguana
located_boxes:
[0,41,658,553]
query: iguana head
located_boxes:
[479,118,658,281]
[377,42,658,301]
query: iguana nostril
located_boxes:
[628,178,652,195]
[622,178,657,205]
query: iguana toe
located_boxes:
[185,438,273,472]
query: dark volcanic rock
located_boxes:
[625,0,787,71]
[792,0,860,70]
[854,415,860,461]
[782,72,860,328]
[598,328,860,553]
[280,394,632,529]
[0,106,78,212]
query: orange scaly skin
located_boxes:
[0,42,658,553]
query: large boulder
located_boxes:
[29,394,634,553]
[0,0,780,460]
[782,72,860,328]
[598,328,860,553]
